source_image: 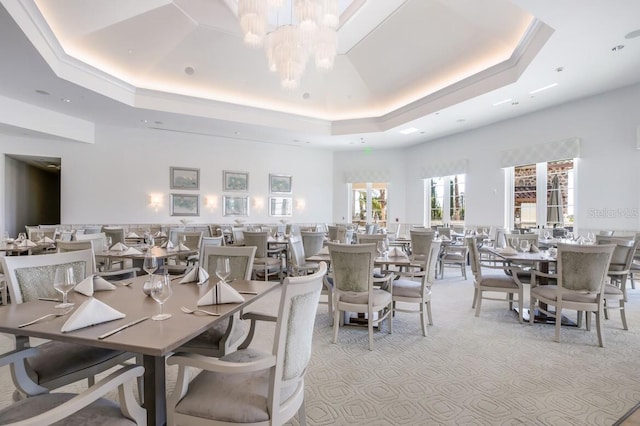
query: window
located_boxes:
[426,174,465,227]
[509,159,574,230]
[350,183,388,227]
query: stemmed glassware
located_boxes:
[586,232,595,244]
[519,239,530,253]
[53,266,76,309]
[216,257,231,284]
[143,251,158,293]
[543,230,551,240]
[150,274,172,321]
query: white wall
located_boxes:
[334,83,640,233]
[0,125,333,230]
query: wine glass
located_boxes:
[216,257,231,284]
[150,274,172,321]
[143,251,158,278]
[105,236,113,251]
[17,232,26,242]
[587,232,595,244]
[519,240,530,253]
[543,230,551,240]
[53,266,76,308]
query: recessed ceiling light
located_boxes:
[625,29,640,39]
[184,67,195,75]
[140,119,149,124]
[456,119,465,123]
[555,67,564,72]
[529,83,558,95]
[611,44,625,52]
[302,92,310,100]
[399,127,419,135]
[35,89,49,96]
[60,98,71,103]
[154,121,163,125]
[511,101,519,105]
[492,98,512,106]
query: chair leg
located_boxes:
[474,290,483,317]
[619,299,628,330]
[529,296,536,325]
[426,301,433,326]
[298,397,307,426]
[554,306,562,343]
[595,309,605,347]
[368,312,374,351]
[332,309,340,344]
[420,303,428,337]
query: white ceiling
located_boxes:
[0,0,639,151]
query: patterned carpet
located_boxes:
[2,271,640,425]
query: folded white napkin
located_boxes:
[161,240,174,249]
[179,267,209,285]
[127,232,140,238]
[74,275,117,296]
[61,297,125,332]
[122,247,142,255]
[176,242,190,251]
[111,242,128,251]
[389,246,405,257]
[197,282,245,305]
[530,244,540,253]
[500,246,518,255]
[18,239,37,248]
[38,236,55,244]
[154,231,167,237]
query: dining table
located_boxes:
[0,274,278,426]
[94,245,198,271]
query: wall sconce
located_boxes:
[253,197,265,210]
[296,198,306,210]
[205,196,217,211]
[149,194,162,212]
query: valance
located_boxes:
[500,137,581,168]
[419,158,467,179]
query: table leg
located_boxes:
[143,354,166,426]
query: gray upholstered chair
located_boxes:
[391,240,441,336]
[328,242,393,350]
[175,245,256,357]
[167,263,327,426]
[529,243,615,347]
[0,348,146,425]
[467,237,525,323]
[197,236,225,265]
[102,227,126,246]
[596,235,639,302]
[288,235,320,276]
[243,231,283,282]
[300,231,325,256]
[438,244,469,279]
[409,229,436,262]
[1,250,136,398]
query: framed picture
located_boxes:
[269,174,292,193]
[269,197,293,217]
[170,167,200,190]
[223,170,249,192]
[170,193,200,216]
[223,196,249,217]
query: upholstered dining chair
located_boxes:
[174,245,256,357]
[243,231,283,282]
[467,237,525,323]
[529,243,615,347]
[300,231,325,256]
[1,250,136,398]
[197,236,225,265]
[596,235,639,302]
[328,242,393,350]
[409,229,436,262]
[56,239,140,280]
[438,244,469,279]
[391,240,441,336]
[167,263,327,426]
[102,227,126,246]
[0,348,146,425]
[288,235,320,276]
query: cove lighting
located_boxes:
[399,127,419,135]
[529,83,558,95]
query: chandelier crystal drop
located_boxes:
[236,0,339,89]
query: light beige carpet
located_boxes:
[2,271,640,425]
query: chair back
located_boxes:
[75,232,107,251]
[506,233,538,249]
[596,236,638,272]
[269,262,327,424]
[56,240,93,253]
[494,227,507,248]
[467,237,482,279]
[1,249,95,304]
[198,236,225,265]
[300,231,324,256]
[436,227,451,238]
[288,235,307,269]
[201,245,256,281]
[102,227,125,245]
[556,243,614,292]
[424,240,442,288]
[409,229,435,260]
[176,231,203,251]
[327,225,341,241]
[167,227,185,245]
[231,227,245,244]
[598,230,615,236]
[243,231,270,258]
[81,225,102,235]
[328,243,376,294]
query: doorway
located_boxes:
[4,154,61,237]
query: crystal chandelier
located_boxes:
[237,0,339,89]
